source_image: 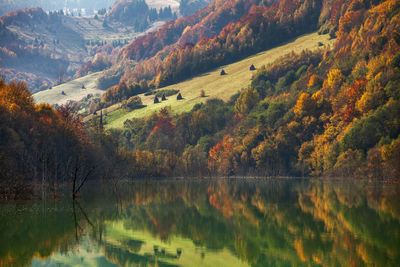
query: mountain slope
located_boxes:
[87,0,400,179]
[98,0,340,108]
[92,32,334,128]
[0,1,180,92]
[0,0,115,16]
[95,0,272,92]
[33,72,103,106]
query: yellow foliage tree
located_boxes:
[234,88,259,114]
[307,74,322,88]
[294,92,316,117]
[323,69,344,98]
[380,136,400,178]
[355,85,386,115]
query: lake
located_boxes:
[1,179,399,266]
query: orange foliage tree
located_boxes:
[208,135,235,176]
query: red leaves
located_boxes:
[208,135,234,176]
[76,53,111,78]
[117,0,263,84]
[347,78,367,103]
[57,103,87,143]
[1,7,47,26]
[343,77,367,122]
[151,119,176,137]
[39,114,53,125]
[101,82,131,106]
[331,0,347,26]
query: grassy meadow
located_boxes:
[33,72,103,106]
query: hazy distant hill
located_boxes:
[0,0,192,16]
[105,0,178,32]
[0,7,162,92]
[179,0,212,16]
[0,0,115,16]
[0,0,211,92]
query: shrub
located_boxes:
[124,96,143,110]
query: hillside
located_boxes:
[81,0,400,179]
[105,0,178,32]
[0,0,190,92]
[0,0,115,16]
[97,0,339,110]
[180,0,212,16]
[33,72,103,106]
[0,0,180,16]
[0,7,163,92]
[97,32,334,128]
[95,0,272,93]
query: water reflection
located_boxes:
[1,179,399,266]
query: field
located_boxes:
[100,32,335,129]
[33,72,103,105]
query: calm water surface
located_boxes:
[1,179,399,266]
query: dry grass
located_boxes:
[33,72,103,105]
[96,32,335,128]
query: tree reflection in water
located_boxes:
[0,179,399,266]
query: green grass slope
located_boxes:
[96,32,335,129]
[43,220,248,267]
[33,72,104,106]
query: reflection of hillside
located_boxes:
[297,182,400,266]
[97,180,400,266]
[90,181,322,266]
[1,180,399,266]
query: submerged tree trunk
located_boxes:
[71,157,95,200]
